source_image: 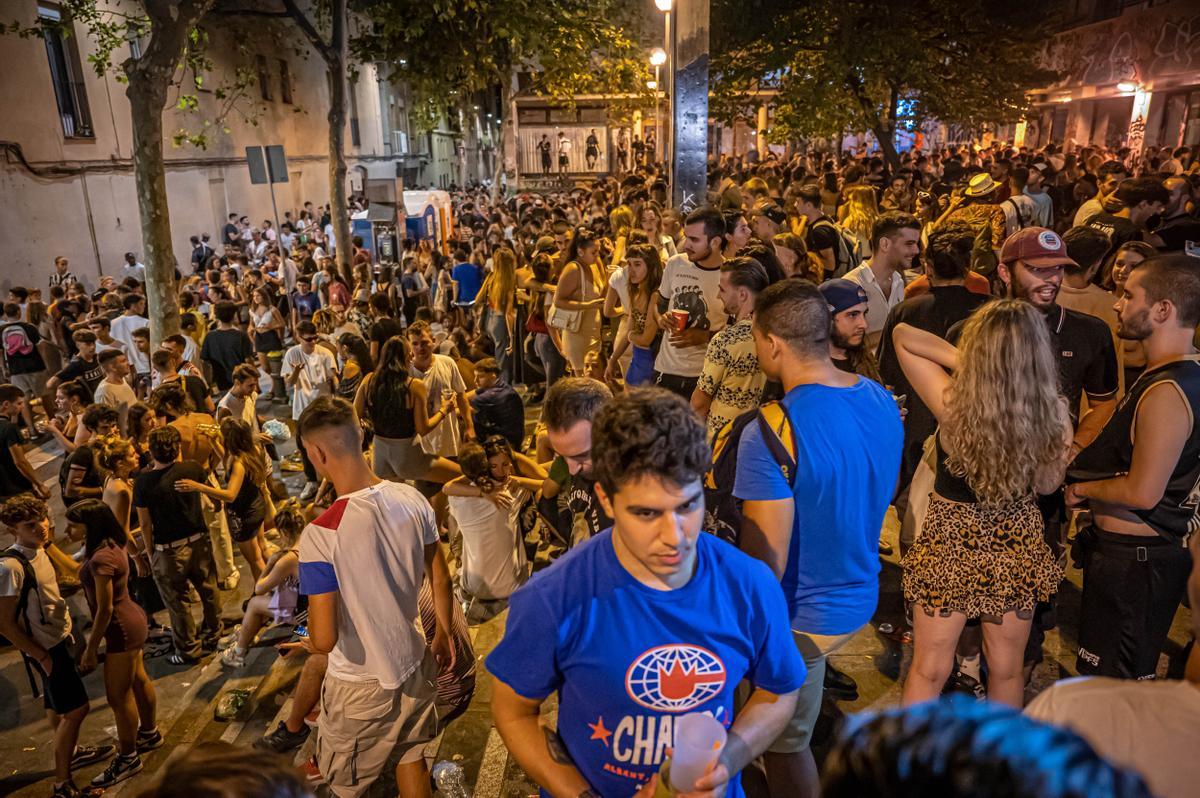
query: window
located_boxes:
[278,59,292,104]
[256,55,272,101]
[38,3,94,138]
[348,76,361,147]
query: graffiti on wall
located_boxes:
[1038,2,1200,88]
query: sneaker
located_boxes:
[255,721,310,753]
[91,753,143,788]
[70,744,115,769]
[136,728,164,752]
[299,481,318,501]
[302,755,323,783]
[221,646,246,668]
[878,540,894,556]
[218,625,243,649]
[220,571,241,591]
[51,781,83,798]
[944,669,987,700]
[823,663,859,701]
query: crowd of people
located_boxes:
[1,138,1199,798]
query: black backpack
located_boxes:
[1,547,46,696]
[703,402,798,546]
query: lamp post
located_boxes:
[650,47,667,167]
[655,0,672,178]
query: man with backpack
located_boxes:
[734,280,902,798]
[940,171,1007,278]
[0,494,115,797]
[796,184,861,280]
[1,301,47,436]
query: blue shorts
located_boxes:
[626,345,655,387]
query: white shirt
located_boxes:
[0,543,71,649]
[410,354,466,456]
[1026,676,1200,798]
[654,254,726,378]
[1024,188,1054,228]
[121,263,146,284]
[448,488,529,600]
[219,389,260,434]
[844,262,905,337]
[298,481,438,688]
[281,345,337,420]
[110,314,150,372]
[94,378,138,434]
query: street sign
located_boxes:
[246,145,289,184]
[246,145,289,243]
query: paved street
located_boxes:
[1,392,1194,797]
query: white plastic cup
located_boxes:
[669,712,727,793]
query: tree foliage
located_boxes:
[711,0,1061,165]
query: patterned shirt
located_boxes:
[945,202,1007,249]
[697,318,765,440]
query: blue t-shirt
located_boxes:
[734,378,902,635]
[452,262,485,306]
[486,530,805,798]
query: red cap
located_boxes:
[1000,227,1078,269]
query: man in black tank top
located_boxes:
[1066,254,1200,679]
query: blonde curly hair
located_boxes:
[942,300,1068,506]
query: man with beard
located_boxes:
[844,212,921,351]
[1067,254,1200,679]
[818,279,879,381]
[540,377,613,548]
[653,207,728,400]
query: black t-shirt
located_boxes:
[832,356,854,374]
[133,461,208,543]
[223,223,240,246]
[59,442,101,501]
[370,317,406,349]
[1154,213,1200,254]
[564,475,613,542]
[55,355,104,394]
[0,418,31,498]
[200,328,253,390]
[162,374,210,412]
[949,302,1117,423]
[806,215,840,256]
[878,285,991,484]
[1,322,45,375]
[1083,211,1141,251]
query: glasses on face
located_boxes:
[301,336,318,343]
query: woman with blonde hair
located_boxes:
[480,246,517,382]
[892,300,1071,708]
[841,184,879,258]
[773,232,819,281]
[552,228,606,374]
[638,202,677,260]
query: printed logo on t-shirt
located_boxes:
[670,286,713,331]
[2,324,33,357]
[625,644,727,712]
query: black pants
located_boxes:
[1075,526,1192,679]
[652,371,699,401]
[293,423,318,483]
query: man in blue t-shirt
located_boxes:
[488,389,805,798]
[735,279,902,798]
[451,247,485,309]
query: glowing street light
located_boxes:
[647,80,658,90]
[655,0,672,10]
[650,47,667,66]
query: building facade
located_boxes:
[1028,0,1200,155]
[0,0,486,293]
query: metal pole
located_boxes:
[665,9,672,180]
[670,0,709,211]
[655,63,661,159]
[267,179,281,250]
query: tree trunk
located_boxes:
[123,0,216,345]
[128,81,179,346]
[326,0,353,288]
[493,69,519,205]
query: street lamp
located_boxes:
[655,0,673,175]
[650,47,667,156]
[650,47,667,66]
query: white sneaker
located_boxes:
[218,625,242,649]
[299,482,318,501]
[221,646,246,668]
[220,571,241,591]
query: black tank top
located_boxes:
[933,431,978,504]
[1071,357,1200,543]
[366,373,417,439]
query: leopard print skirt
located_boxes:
[902,495,1063,619]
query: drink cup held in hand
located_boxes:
[668,712,727,792]
[669,309,690,332]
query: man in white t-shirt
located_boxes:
[407,321,473,460]
[653,207,728,399]
[93,349,138,434]
[843,211,919,351]
[120,252,146,284]
[110,294,151,373]
[0,495,116,793]
[282,321,338,499]
[217,362,263,435]
[296,396,455,798]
